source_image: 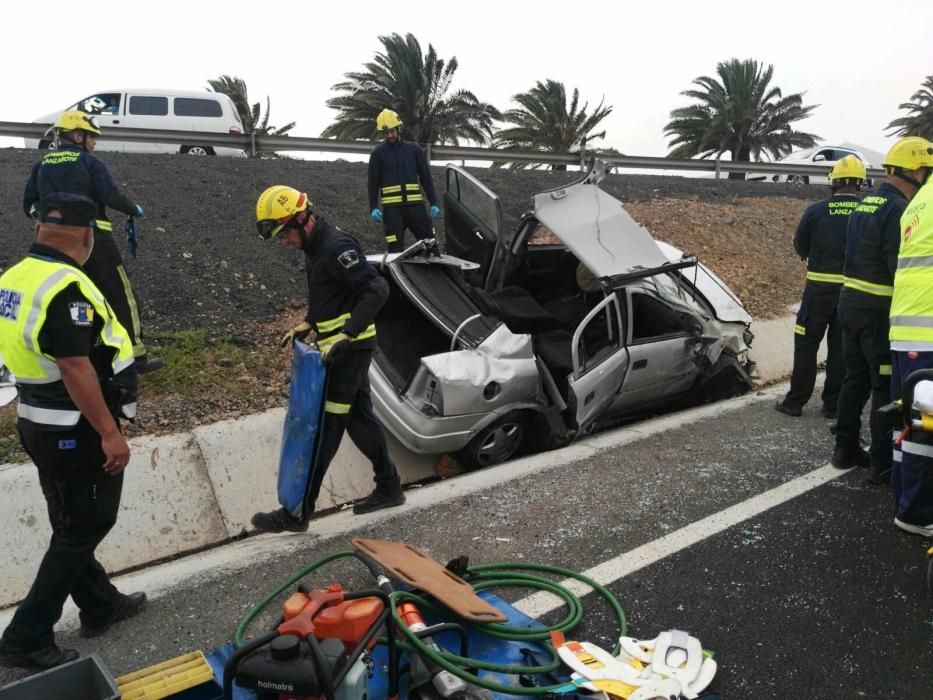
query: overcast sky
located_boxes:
[3,0,931,161]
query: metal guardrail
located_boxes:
[0,120,886,180]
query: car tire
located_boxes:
[180,145,215,156]
[454,411,529,470]
[786,175,809,185]
[38,139,55,150]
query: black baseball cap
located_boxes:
[37,193,97,227]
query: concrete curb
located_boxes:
[0,312,816,607]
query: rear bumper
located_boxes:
[369,362,485,455]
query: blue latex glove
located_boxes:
[135,204,145,218]
[430,204,440,220]
[371,208,382,223]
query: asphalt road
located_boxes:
[1,386,931,698]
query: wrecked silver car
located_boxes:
[370,160,755,468]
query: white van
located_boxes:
[25,89,246,156]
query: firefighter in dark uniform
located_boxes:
[0,194,146,671]
[776,156,864,418]
[368,108,440,253]
[831,138,931,481]
[22,111,162,373]
[250,186,404,533]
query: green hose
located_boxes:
[233,554,628,695]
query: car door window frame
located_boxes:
[444,165,505,288]
[572,293,624,380]
[626,288,692,345]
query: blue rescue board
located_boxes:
[276,340,327,518]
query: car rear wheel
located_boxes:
[38,140,55,150]
[181,145,214,156]
[455,411,529,470]
[786,174,809,185]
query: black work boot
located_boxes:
[79,592,148,638]
[136,355,165,375]
[831,443,870,469]
[352,489,406,515]
[0,639,79,670]
[774,400,802,417]
[820,404,838,420]
[864,462,892,486]
[250,507,309,533]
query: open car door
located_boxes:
[444,165,507,287]
[567,293,629,430]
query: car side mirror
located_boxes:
[813,154,826,162]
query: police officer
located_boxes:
[250,186,404,533]
[888,143,933,535]
[22,111,162,373]
[832,137,932,481]
[776,156,865,418]
[0,194,145,671]
[368,109,440,253]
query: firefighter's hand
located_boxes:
[321,333,351,363]
[101,431,131,475]
[280,321,313,348]
[371,208,383,223]
[430,205,440,220]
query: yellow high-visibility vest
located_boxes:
[890,181,933,349]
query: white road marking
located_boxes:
[513,464,847,618]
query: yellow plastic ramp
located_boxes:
[117,651,214,700]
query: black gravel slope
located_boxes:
[0,148,815,332]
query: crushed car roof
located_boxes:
[532,174,670,279]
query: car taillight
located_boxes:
[228,126,242,135]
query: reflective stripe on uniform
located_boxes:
[381,182,423,205]
[317,313,351,333]
[806,271,844,284]
[116,265,144,355]
[95,219,113,232]
[385,234,398,243]
[17,403,81,426]
[794,324,806,336]
[324,400,351,415]
[317,323,377,349]
[897,255,933,270]
[879,364,892,376]
[901,439,933,459]
[843,276,894,297]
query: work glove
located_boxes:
[321,333,351,364]
[280,321,313,348]
[135,204,145,218]
[430,204,440,220]
[371,208,383,223]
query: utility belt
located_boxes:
[380,183,423,206]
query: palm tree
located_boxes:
[322,33,500,146]
[664,59,819,179]
[491,80,612,171]
[886,75,933,139]
[206,75,295,157]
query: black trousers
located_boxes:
[1,419,123,650]
[85,227,145,358]
[382,204,434,253]
[784,282,843,409]
[834,304,893,468]
[302,350,400,518]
